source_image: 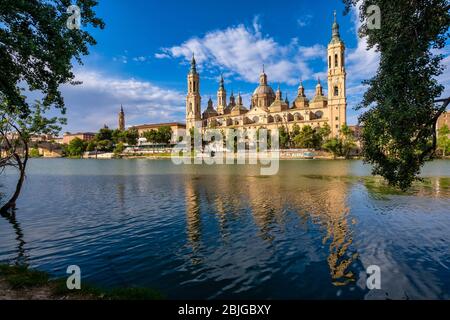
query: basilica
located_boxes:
[186,13,347,138]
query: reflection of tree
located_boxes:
[363,176,450,199]
[1,209,27,265]
[185,178,202,257]
[116,182,125,209]
[247,175,284,243]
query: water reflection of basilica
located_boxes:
[183,166,357,287]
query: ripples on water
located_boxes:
[0,159,449,299]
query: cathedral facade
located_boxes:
[186,13,347,138]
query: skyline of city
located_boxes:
[49,0,448,134]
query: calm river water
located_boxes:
[0,159,449,299]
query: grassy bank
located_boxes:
[0,264,164,300]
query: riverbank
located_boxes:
[72,150,361,160]
[0,264,163,300]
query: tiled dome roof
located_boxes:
[253,84,275,96]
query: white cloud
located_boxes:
[155,53,171,59]
[344,5,449,116]
[346,6,380,86]
[59,69,185,133]
[343,6,381,123]
[298,44,326,60]
[252,15,262,35]
[436,47,450,99]
[157,18,324,85]
[297,14,313,28]
[132,56,147,62]
[113,55,128,64]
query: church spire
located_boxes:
[331,10,341,43]
[298,79,306,97]
[315,77,323,96]
[118,105,125,131]
[275,83,282,100]
[219,73,225,90]
[237,92,243,105]
[259,64,267,85]
[190,53,197,74]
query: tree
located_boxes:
[293,125,318,149]
[318,123,331,142]
[157,126,173,145]
[93,126,114,152]
[1,101,62,212]
[322,125,357,159]
[86,141,97,152]
[143,130,158,144]
[96,126,113,142]
[323,138,343,159]
[437,125,450,157]
[124,129,139,146]
[143,126,173,145]
[0,0,104,213]
[96,139,113,152]
[292,124,301,137]
[343,0,450,190]
[278,126,290,149]
[67,137,86,157]
[340,124,357,159]
[114,142,125,155]
[111,129,124,144]
[29,148,41,158]
[111,128,137,146]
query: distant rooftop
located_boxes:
[131,122,186,129]
[63,132,96,136]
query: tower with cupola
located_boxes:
[327,11,347,137]
[217,75,227,115]
[186,54,202,132]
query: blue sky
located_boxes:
[60,0,449,133]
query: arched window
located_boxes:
[334,86,339,96]
[329,56,331,68]
[315,111,323,119]
[334,54,338,67]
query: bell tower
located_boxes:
[118,105,125,131]
[217,74,227,115]
[327,11,347,137]
[186,54,202,132]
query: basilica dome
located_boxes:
[253,84,275,96]
[251,69,276,109]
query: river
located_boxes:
[0,159,449,299]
